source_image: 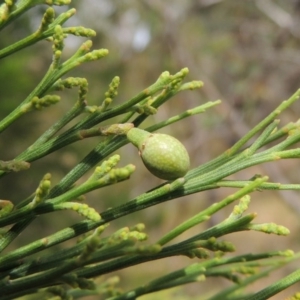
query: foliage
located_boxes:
[1,1,300,299]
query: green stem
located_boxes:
[0,0,34,31]
[245,268,300,300]
[28,98,87,147]
[145,101,221,132]
[0,66,59,133]
[0,9,76,59]
[217,180,300,190]
[157,177,267,246]
[0,217,35,252]
[227,89,300,156]
[49,69,188,141]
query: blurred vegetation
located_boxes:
[1,1,300,299]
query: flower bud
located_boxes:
[127,128,190,180]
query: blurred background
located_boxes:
[1,0,300,299]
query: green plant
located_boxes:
[1,1,300,300]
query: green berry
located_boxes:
[127,128,190,180]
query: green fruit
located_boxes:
[127,128,190,180]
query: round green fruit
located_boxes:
[127,128,190,180]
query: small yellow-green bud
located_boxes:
[0,200,14,217]
[127,128,190,180]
